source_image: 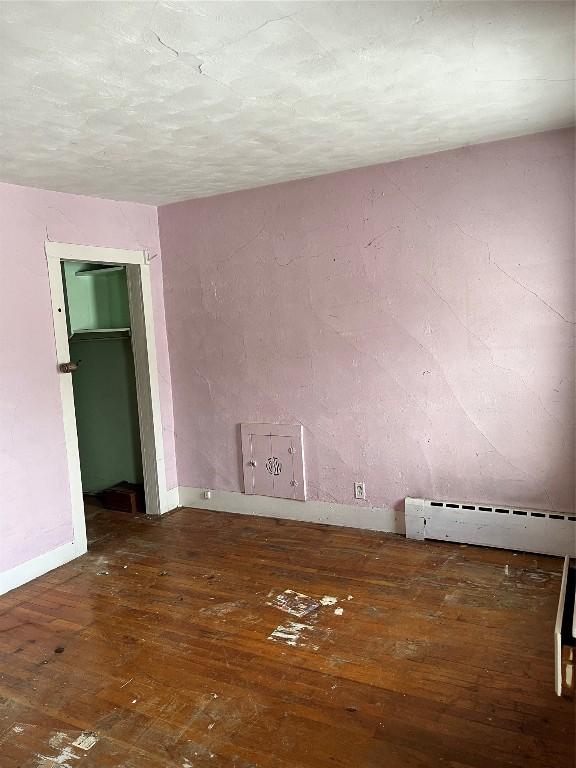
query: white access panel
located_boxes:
[249,434,275,498]
[241,423,305,501]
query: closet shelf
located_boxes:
[75,266,125,277]
[70,328,131,342]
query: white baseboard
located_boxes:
[177,486,403,533]
[165,486,180,512]
[0,540,87,597]
[0,489,399,597]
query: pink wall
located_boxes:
[159,129,575,515]
[1,128,573,581]
[0,182,176,574]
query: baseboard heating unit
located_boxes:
[405,497,576,557]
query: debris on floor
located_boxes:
[266,589,320,617]
[73,732,98,751]
[200,600,243,619]
[268,620,316,648]
[29,729,99,767]
[265,590,344,649]
[320,595,338,606]
[2,507,568,767]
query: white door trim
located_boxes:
[125,263,166,516]
[45,241,148,265]
[45,241,168,554]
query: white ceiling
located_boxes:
[0,1,574,205]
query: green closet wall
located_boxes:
[63,261,131,332]
[63,262,143,493]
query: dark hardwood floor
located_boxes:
[0,505,573,767]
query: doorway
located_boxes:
[46,242,168,559]
[63,260,144,510]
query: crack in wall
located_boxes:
[160,131,574,512]
[488,252,574,325]
[152,31,179,57]
[196,13,298,57]
[418,271,566,430]
[364,225,401,249]
[216,225,267,268]
[383,171,574,325]
[304,300,438,490]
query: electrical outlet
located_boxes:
[203,490,211,500]
[354,482,366,500]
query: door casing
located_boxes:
[46,241,169,557]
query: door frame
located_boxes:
[46,241,168,553]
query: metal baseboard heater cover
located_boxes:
[405,497,576,557]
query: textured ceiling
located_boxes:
[0,1,574,205]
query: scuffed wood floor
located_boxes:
[0,506,574,768]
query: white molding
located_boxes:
[177,486,403,533]
[125,264,167,515]
[555,556,570,695]
[405,496,576,557]
[46,241,167,519]
[2,485,176,596]
[0,541,85,596]
[166,486,180,511]
[35,240,169,595]
[46,253,87,555]
[45,241,147,265]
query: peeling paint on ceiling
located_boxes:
[0,1,573,204]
